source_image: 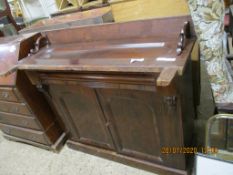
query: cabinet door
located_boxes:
[49,84,114,150]
[97,89,186,169]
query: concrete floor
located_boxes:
[0,132,156,175]
[0,62,215,175]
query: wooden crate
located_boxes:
[81,0,104,9]
[56,0,80,11]
[110,0,190,22]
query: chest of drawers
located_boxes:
[0,34,65,151]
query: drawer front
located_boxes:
[0,123,50,145]
[0,101,32,116]
[40,73,156,92]
[0,88,19,102]
[0,112,41,130]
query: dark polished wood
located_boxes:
[0,101,32,115]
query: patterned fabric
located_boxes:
[188,0,233,103]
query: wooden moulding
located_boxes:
[3,132,67,153]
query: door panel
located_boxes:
[108,96,161,158]
[49,84,114,150]
[97,89,185,169]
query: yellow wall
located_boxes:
[111,0,190,22]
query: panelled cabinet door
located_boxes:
[49,84,115,150]
[97,89,186,170]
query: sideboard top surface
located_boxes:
[0,15,196,88]
[18,15,196,75]
[17,37,195,75]
[0,33,40,85]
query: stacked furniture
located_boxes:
[0,15,200,175]
[0,1,202,174]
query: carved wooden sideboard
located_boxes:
[0,15,198,175]
[0,34,65,150]
[0,13,199,174]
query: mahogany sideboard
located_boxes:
[0,15,200,174]
[0,34,65,151]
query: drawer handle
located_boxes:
[1,92,9,99]
[11,107,19,113]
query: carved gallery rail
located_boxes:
[0,16,200,175]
